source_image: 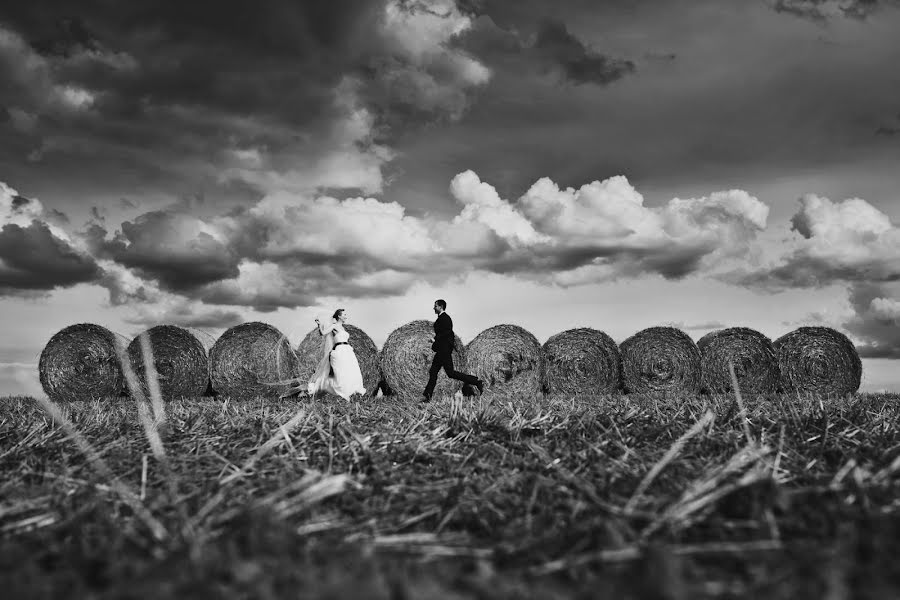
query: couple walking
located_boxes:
[292,300,483,402]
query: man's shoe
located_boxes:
[475,380,485,395]
[420,394,432,403]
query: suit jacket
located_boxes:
[432,312,455,354]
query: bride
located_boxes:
[306,309,366,400]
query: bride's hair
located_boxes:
[332,308,345,320]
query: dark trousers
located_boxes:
[423,351,479,398]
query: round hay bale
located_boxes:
[380,320,467,400]
[126,325,216,400]
[209,322,299,399]
[296,324,381,397]
[542,327,621,396]
[466,324,544,398]
[38,323,129,402]
[619,326,701,395]
[697,327,779,395]
[774,326,861,396]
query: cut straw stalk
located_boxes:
[774,326,862,396]
[619,326,701,395]
[209,322,299,399]
[295,324,381,397]
[38,323,129,402]
[126,325,215,400]
[542,327,621,395]
[380,320,467,400]
[466,324,544,398]
[697,327,779,395]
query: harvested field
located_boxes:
[3,387,900,598]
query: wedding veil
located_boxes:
[307,314,335,395]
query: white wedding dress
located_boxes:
[307,324,366,400]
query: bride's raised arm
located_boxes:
[315,317,337,336]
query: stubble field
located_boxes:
[2,390,900,599]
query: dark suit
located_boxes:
[423,312,479,398]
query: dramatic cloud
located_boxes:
[70,169,770,313]
[842,282,900,358]
[736,193,900,288]
[530,18,635,85]
[361,0,491,128]
[458,13,634,86]
[84,211,239,291]
[98,260,244,329]
[769,0,887,20]
[473,173,769,283]
[0,0,492,197]
[1,181,100,296]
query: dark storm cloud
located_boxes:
[10,195,30,211]
[83,212,240,292]
[770,0,886,21]
[457,13,634,87]
[0,221,101,293]
[530,18,635,85]
[0,0,490,198]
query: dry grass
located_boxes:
[3,365,900,597]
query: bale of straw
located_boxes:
[126,325,216,400]
[619,326,701,395]
[38,323,130,402]
[380,320,467,400]
[466,324,544,398]
[209,322,299,399]
[295,324,381,397]
[697,327,779,395]
[542,327,621,396]
[773,326,862,396]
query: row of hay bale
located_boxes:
[37,321,862,403]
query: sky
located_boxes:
[2,0,900,396]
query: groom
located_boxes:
[422,299,484,402]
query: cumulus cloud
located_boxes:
[510,175,769,282]
[71,169,770,314]
[84,211,239,291]
[842,282,900,358]
[450,170,549,246]
[359,0,491,130]
[1,181,101,296]
[98,260,244,329]
[736,193,900,288]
